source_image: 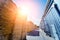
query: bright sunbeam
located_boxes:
[18,5,30,16]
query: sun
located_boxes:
[17,4,31,21]
[18,5,30,16]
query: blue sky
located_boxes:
[13,0,48,26]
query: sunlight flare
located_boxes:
[18,5,30,16]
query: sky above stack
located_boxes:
[13,0,47,26]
